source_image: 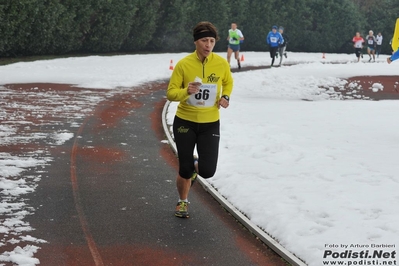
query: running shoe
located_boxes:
[238,61,241,69]
[175,201,189,218]
[368,57,372,62]
[284,53,287,58]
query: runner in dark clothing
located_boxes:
[277,26,289,66]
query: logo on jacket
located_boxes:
[207,73,220,83]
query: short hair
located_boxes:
[193,21,220,41]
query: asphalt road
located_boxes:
[6,80,289,265]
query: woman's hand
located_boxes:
[218,97,229,109]
[187,82,201,95]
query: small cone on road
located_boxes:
[322,53,325,59]
[240,54,245,62]
[169,59,174,70]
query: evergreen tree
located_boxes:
[302,0,363,53]
[122,0,160,52]
[241,0,275,51]
[147,0,192,52]
[189,0,230,52]
[82,0,137,53]
[0,0,41,56]
[1,0,398,56]
[26,0,74,54]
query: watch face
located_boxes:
[223,95,229,100]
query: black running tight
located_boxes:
[173,116,220,179]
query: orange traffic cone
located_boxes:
[240,54,245,62]
[169,59,174,70]
[322,53,325,59]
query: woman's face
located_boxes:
[195,37,216,61]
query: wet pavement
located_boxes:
[1,81,288,265]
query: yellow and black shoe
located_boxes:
[175,201,189,218]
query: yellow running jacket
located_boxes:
[167,51,233,123]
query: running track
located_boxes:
[0,80,288,265]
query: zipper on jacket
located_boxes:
[202,57,208,78]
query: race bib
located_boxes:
[270,37,278,43]
[186,83,217,107]
[368,39,374,45]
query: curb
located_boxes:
[162,100,307,266]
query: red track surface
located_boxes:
[1,82,288,265]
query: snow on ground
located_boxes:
[1,51,399,265]
[0,85,114,265]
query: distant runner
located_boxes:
[226,22,244,69]
[277,26,289,66]
[366,30,377,62]
[376,32,383,58]
[352,32,365,62]
[266,25,284,67]
[387,49,399,64]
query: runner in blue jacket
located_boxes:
[387,49,399,64]
[266,25,284,66]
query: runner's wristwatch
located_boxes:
[221,95,230,101]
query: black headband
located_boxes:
[193,31,216,41]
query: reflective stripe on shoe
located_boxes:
[175,201,189,218]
